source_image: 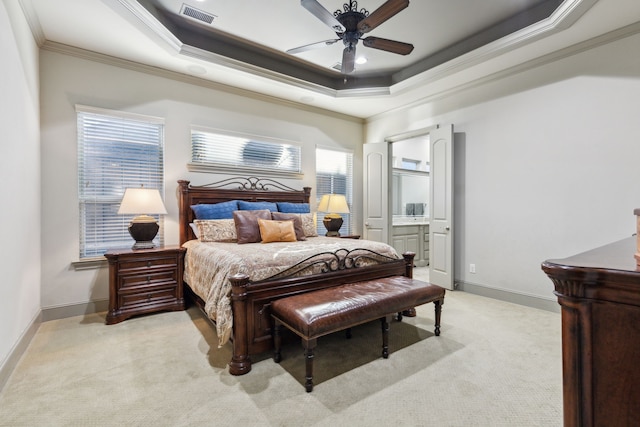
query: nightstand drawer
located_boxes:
[119,284,178,309]
[118,256,179,272]
[119,269,177,289]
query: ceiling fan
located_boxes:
[288,0,414,74]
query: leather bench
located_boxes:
[270,276,445,392]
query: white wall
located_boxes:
[367,31,640,304]
[39,50,364,311]
[0,0,41,371]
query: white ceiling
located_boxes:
[21,0,640,118]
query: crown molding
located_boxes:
[392,0,598,95]
[110,0,591,98]
[40,41,364,124]
[17,0,45,45]
[369,19,640,122]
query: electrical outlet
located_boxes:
[469,263,476,273]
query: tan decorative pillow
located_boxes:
[194,219,237,242]
[271,212,306,241]
[258,219,297,243]
[233,209,272,244]
[300,213,318,237]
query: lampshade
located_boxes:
[118,188,167,249]
[118,188,168,216]
[317,194,350,214]
[317,194,349,237]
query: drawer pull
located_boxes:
[147,276,151,282]
[147,261,151,267]
[147,294,152,301]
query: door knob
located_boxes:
[445,226,450,231]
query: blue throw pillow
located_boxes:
[238,200,278,212]
[191,200,238,219]
[277,202,310,213]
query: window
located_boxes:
[77,106,165,259]
[401,158,420,170]
[316,147,353,235]
[190,128,302,176]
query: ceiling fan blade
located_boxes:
[341,46,356,74]
[301,0,346,33]
[357,0,409,33]
[362,36,414,55]
[287,39,340,55]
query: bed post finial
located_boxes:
[402,252,415,278]
[178,181,191,245]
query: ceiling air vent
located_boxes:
[180,4,216,25]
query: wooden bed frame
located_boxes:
[177,177,414,375]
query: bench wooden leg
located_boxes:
[434,299,443,336]
[273,319,282,363]
[381,316,391,358]
[303,338,317,392]
[401,308,417,317]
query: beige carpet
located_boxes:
[0,278,563,426]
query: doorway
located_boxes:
[390,135,430,267]
[363,125,454,290]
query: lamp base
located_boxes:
[128,220,159,250]
[323,215,343,237]
[132,240,156,250]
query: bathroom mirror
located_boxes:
[392,169,429,216]
[391,135,429,218]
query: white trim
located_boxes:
[75,104,165,124]
[0,310,41,392]
[315,144,354,155]
[41,300,109,322]
[112,0,597,98]
[385,125,438,143]
[39,41,360,123]
[456,280,560,313]
[71,257,108,270]
[371,19,640,122]
[187,162,304,180]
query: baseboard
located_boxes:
[0,311,42,392]
[456,280,560,313]
[0,300,110,392]
[41,299,109,322]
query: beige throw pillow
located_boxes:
[258,219,297,243]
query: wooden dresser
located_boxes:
[104,245,186,325]
[542,237,640,427]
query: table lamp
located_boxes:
[118,187,167,249]
[317,194,350,237]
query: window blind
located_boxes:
[77,107,165,258]
[315,148,353,235]
[191,129,301,173]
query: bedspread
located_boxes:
[182,236,400,346]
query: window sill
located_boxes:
[71,257,108,270]
[187,163,304,180]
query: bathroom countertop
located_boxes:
[392,216,430,226]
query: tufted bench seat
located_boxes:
[271,276,445,392]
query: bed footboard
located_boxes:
[227,252,415,375]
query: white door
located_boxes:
[429,124,454,290]
[363,142,389,243]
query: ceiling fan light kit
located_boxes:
[292,0,414,74]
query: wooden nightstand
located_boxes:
[104,245,186,325]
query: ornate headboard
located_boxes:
[177,177,312,245]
